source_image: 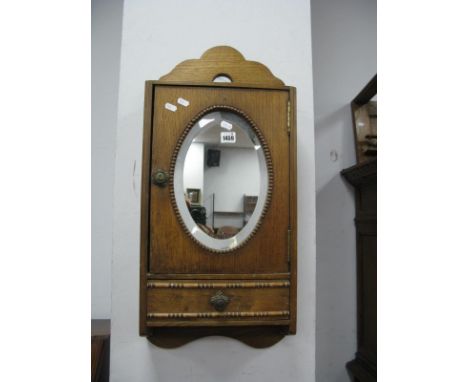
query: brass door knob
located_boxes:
[210,290,230,312]
[152,169,169,187]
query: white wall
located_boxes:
[204,147,260,228]
[311,0,376,381]
[183,142,205,198]
[111,0,315,381]
[91,0,123,319]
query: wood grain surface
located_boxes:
[147,280,289,318]
[159,46,284,86]
[149,85,290,274]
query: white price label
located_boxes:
[177,97,190,107]
[164,102,177,112]
[220,131,236,144]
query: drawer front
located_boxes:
[146,280,290,325]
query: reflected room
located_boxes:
[180,111,265,243]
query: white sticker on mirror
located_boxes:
[220,120,233,130]
[177,97,190,107]
[220,131,236,144]
[165,102,177,112]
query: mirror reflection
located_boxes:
[173,110,269,251]
[354,94,377,163]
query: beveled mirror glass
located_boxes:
[173,109,270,252]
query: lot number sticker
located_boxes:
[220,131,236,144]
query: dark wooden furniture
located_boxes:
[342,159,377,382]
[243,195,258,225]
[91,319,110,382]
[139,46,297,348]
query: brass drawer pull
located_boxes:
[210,290,230,311]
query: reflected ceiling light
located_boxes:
[199,118,215,128]
[229,237,238,249]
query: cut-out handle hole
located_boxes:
[213,74,232,83]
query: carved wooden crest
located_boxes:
[159,46,284,86]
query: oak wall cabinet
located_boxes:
[139,46,297,348]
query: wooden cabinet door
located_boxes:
[147,84,291,275]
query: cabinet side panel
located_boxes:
[288,87,298,334]
[140,82,154,335]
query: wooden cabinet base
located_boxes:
[147,326,288,348]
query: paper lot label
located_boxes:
[220,131,236,144]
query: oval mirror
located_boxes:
[172,108,271,252]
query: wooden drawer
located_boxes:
[146,280,290,327]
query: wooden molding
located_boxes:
[159,46,284,86]
[146,273,291,280]
[341,158,377,187]
[352,74,377,106]
[147,281,290,289]
[147,311,289,319]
